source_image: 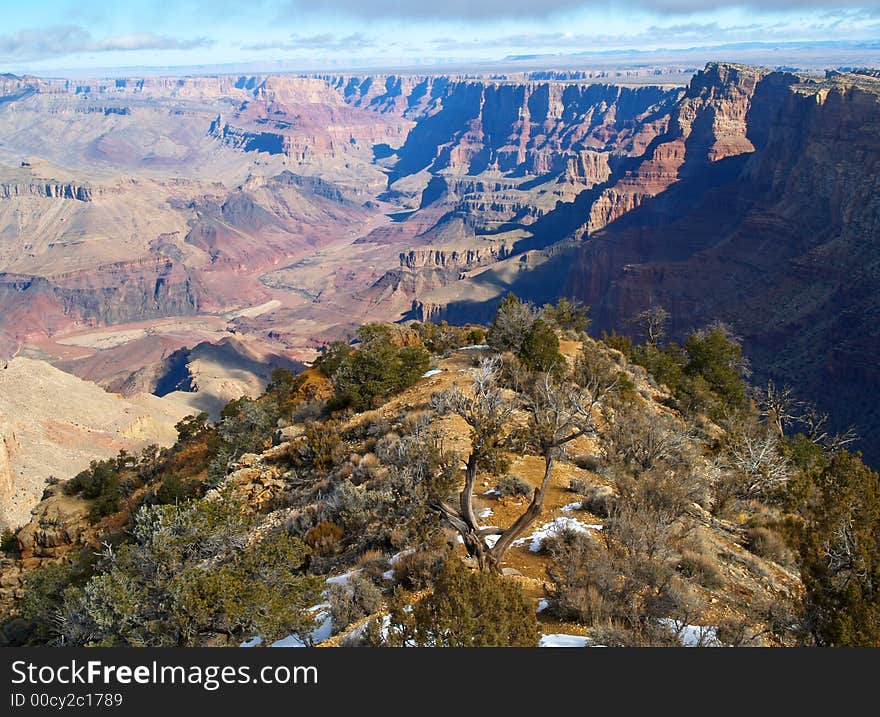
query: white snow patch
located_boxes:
[243,603,332,648]
[482,488,500,497]
[513,516,602,552]
[478,507,494,518]
[382,569,395,581]
[326,569,361,586]
[272,610,333,648]
[345,614,393,644]
[271,634,308,648]
[539,634,590,648]
[537,599,550,613]
[659,619,722,647]
[389,548,415,565]
[421,369,443,378]
[561,501,583,512]
[458,344,489,351]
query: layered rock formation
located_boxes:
[410,65,880,461]
[2,63,879,468]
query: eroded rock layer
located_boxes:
[1,63,879,469]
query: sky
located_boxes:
[1,0,879,74]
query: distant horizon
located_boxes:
[5,39,880,80]
[2,1,879,75]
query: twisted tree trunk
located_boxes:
[487,451,554,565]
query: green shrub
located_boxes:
[3,550,95,645]
[678,548,724,589]
[1,527,16,554]
[65,459,124,522]
[683,326,746,410]
[627,325,747,417]
[174,412,211,443]
[582,485,615,518]
[541,297,591,334]
[488,293,535,355]
[155,474,203,505]
[572,454,602,472]
[328,576,384,633]
[466,327,487,346]
[518,318,563,371]
[496,475,533,498]
[600,330,632,356]
[391,549,445,590]
[304,520,345,556]
[316,341,353,378]
[332,326,430,410]
[265,367,308,415]
[388,558,539,647]
[289,421,344,473]
[790,450,880,646]
[410,321,487,353]
[744,527,792,566]
[574,341,633,398]
[57,493,322,646]
[631,342,684,393]
[216,397,278,455]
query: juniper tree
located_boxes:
[431,356,611,571]
[488,293,535,355]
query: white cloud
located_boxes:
[0,26,214,62]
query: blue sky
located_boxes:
[1,1,879,73]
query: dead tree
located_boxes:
[634,306,670,346]
[755,380,801,437]
[723,426,791,498]
[755,382,858,452]
[798,404,859,453]
[432,358,607,571]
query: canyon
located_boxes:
[0,61,878,524]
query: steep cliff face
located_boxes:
[207,75,412,167]
[392,65,880,460]
[561,69,880,461]
[4,65,878,462]
[400,244,512,271]
[0,424,18,516]
[0,182,96,201]
[384,80,681,181]
[0,259,203,339]
[581,63,789,235]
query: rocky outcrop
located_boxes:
[581,63,788,236]
[392,64,880,462]
[0,258,203,336]
[15,487,91,565]
[205,76,412,165]
[562,68,880,461]
[400,244,511,271]
[0,182,95,201]
[385,80,681,181]
[0,358,191,528]
[4,62,879,465]
[209,116,288,155]
[0,424,17,516]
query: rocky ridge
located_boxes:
[0,357,191,529]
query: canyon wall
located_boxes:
[2,64,879,462]
[563,69,880,460]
